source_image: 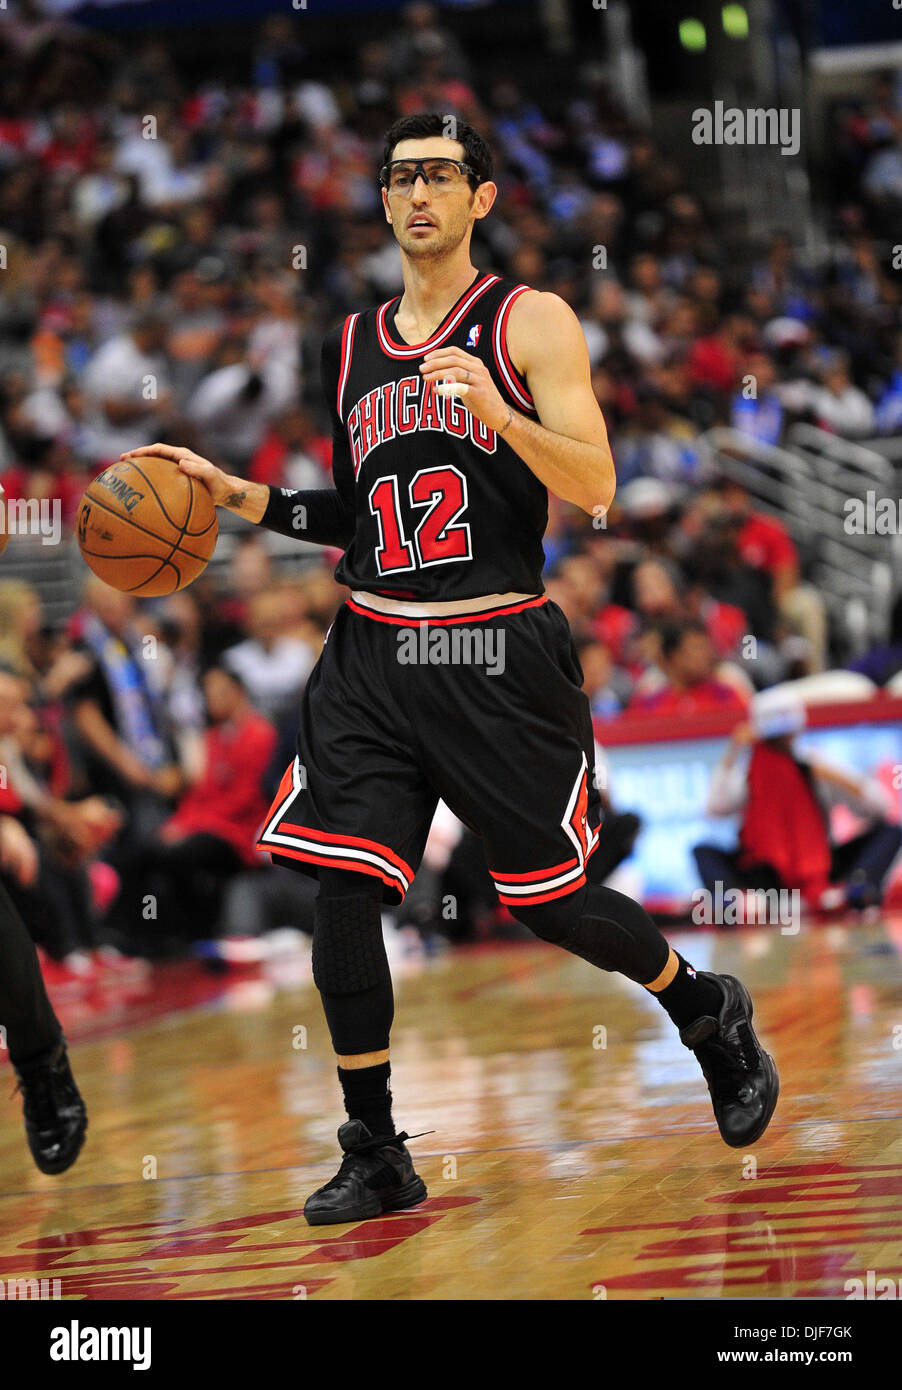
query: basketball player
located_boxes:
[123,113,778,1225]
[0,863,88,1174]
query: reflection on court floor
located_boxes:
[2,917,901,1300]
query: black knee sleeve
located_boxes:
[313,894,387,994]
[509,886,585,944]
[312,893,394,1054]
[511,883,669,984]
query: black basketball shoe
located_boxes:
[679,972,779,1148]
[14,1040,88,1175]
[304,1120,427,1225]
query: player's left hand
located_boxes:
[419,348,511,433]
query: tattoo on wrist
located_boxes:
[498,406,514,435]
[224,491,247,509]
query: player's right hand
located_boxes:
[119,444,233,507]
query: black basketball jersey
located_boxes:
[321,271,548,601]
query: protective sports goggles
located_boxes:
[379,158,480,195]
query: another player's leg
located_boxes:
[303,868,426,1225]
[0,878,87,1173]
[510,883,778,1147]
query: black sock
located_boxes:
[337,1061,395,1138]
[652,953,723,1029]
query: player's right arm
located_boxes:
[117,445,355,548]
[120,323,357,549]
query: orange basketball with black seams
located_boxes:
[76,456,218,596]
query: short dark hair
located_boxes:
[659,618,708,661]
[381,112,493,189]
[203,660,247,693]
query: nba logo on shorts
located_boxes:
[466,324,482,348]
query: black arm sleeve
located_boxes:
[255,320,357,550]
[260,485,355,547]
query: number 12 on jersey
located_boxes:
[368,467,472,574]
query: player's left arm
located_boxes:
[419,291,615,517]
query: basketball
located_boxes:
[75,455,218,596]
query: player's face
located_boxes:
[382,138,488,259]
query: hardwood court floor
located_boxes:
[2,917,901,1300]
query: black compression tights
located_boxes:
[310,867,672,1057]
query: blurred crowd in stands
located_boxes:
[1,1,901,965]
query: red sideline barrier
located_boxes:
[595,693,902,747]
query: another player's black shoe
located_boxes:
[14,1040,88,1175]
[679,972,779,1148]
[304,1119,427,1225]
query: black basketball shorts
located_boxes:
[257,593,602,907]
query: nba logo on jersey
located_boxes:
[466,324,482,348]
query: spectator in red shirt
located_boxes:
[39,105,96,176]
[720,480,798,597]
[627,557,748,673]
[718,480,827,672]
[249,405,332,490]
[161,665,277,862]
[629,620,749,720]
[1,437,94,530]
[103,665,277,951]
[687,312,749,395]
